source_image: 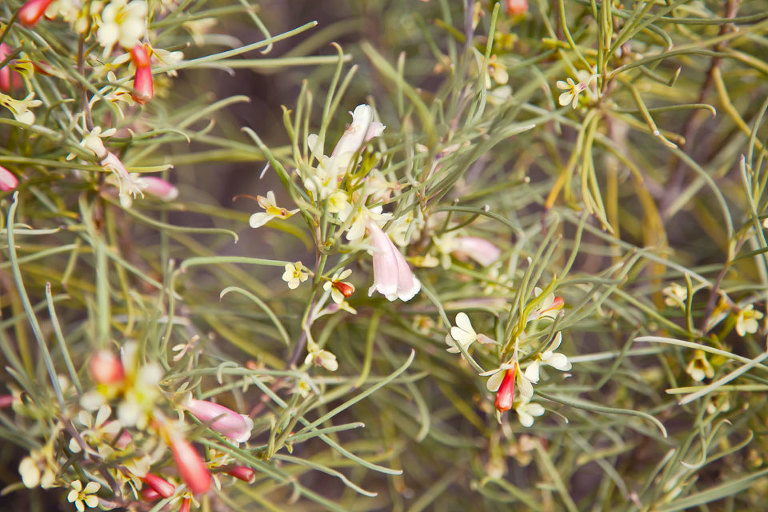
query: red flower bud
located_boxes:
[180,498,192,512]
[225,465,255,483]
[17,0,55,26]
[332,281,354,298]
[143,473,175,499]
[494,368,516,413]
[89,350,125,384]
[170,435,211,494]
[0,44,22,92]
[130,44,153,104]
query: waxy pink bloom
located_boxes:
[130,44,153,104]
[366,221,420,302]
[17,0,55,26]
[89,350,125,384]
[225,465,255,483]
[494,365,516,413]
[143,473,175,499]
[169,435,211,494]
[185,398,253,443]
[138,176,178,201]
[0,44,21,92]
[141,486,161,501]
[0,165,18,191]
[179,498,192,512]
[0,395,13,408]
[452,237,501,267]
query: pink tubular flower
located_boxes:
[17,0,55,26]
[452,237,501,267]
[225,465,255,483]
[180,498,192,512]
[0,165,18,191]
[0,44,21,92]
[130,44,153,104]
[366,221,421,302]
[169,434,211,495]
[138,176,179,201]
[143,473,175,499]
[141,487,161,501]
[184,398,253,443]
[494,366,516,413]
[89,350,125,384]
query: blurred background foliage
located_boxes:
[3,0,768,511]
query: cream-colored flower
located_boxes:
[663,282,687,309]
[282,262,309,290]
[445,312,494,354]
[97,0,147,56]
[249,190,299,228]
[486,55,509,87]
[69,405,122,453]
[19,448,57,488]
[735,304,762,336]
[305,347,338,372]
[0,92,42,125]
[530,287,564,321]
[685,349,714,382]
[515,400,545,428]
[67,480,101,511]
[523,332,571,384]
[556,70,596,109]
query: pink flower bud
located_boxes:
[143,473,175,499]
[0,44,22,92]
[138,176,179,201]
[180,498,192,512]
[494,366,516,413]
[452,237,501,267]
[185,399,253,443]
[17,0,55,26]
[141,486,161,501]
[0,165,18,191]
[89,350,125,384]
[130,44,153,104]
[169,435,211,495]
[0,395,13,408]
[225,465,255,483]
[506,0,528,15]
[366,221,420,302]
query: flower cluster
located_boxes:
[445,287,570,427]
[14,343,256,511]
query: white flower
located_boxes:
[523,332,571,384]
[735,304,762,336]
[67,480,101,512]
[282,262,309,289]
[451,237,502,267]
[530,287,564,321]
[249,190,299,228]
[515,400,545,428]
[366,221,421,301]
[305,347,338,372]
[331,104,385,158]
[445,312,495,354]
[343,203,391,242]
[556,70,596,109]
[97,0,148,56]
